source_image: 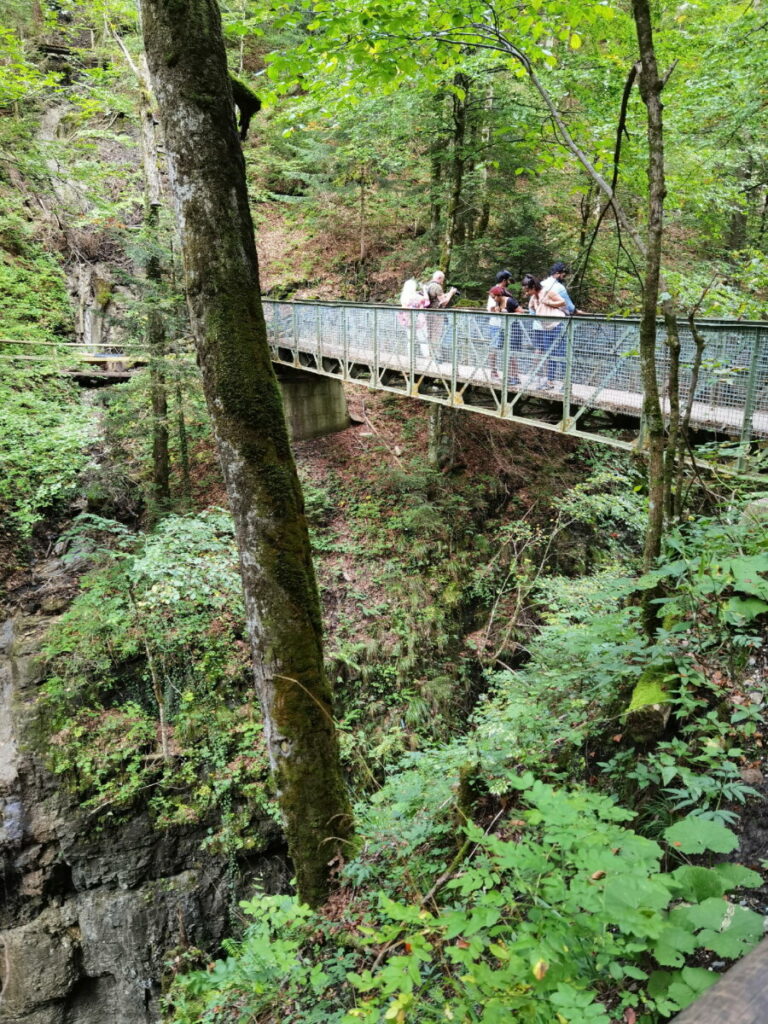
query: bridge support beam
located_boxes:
[276,366,349,441]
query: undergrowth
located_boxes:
[0,367,96,538]
[164,501,768,1024]
[40,509,275,852]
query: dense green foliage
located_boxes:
[42,510,274,851]
[0,369,95,537]
[168,800,762,1024]
[0,212,73,344]
[164,505,768,1023]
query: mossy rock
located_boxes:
[625,663,674,741]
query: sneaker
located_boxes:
[508,376,521,387]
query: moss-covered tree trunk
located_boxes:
[113,36,171,509]
[139,0,352,907]
[141,104,170,510]
[632,0,668,574]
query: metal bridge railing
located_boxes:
[264,300,768,450]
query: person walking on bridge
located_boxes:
[424,270,458,361]
[523,273,567,390]
[540,262,585,317]
[487,284,523,385]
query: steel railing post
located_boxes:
[291,303,298,365]
[561,316,574,428]
[738,329,765,470]
[409,310,416,393]
[342,306,349,379]
[500,316,511,416]
[270,300,278,352]
[315,304,321,366]
[450,311,458,403]
[373,307,379,386]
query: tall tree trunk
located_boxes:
[474,84,493,239]
[726,157,752,253]
[441,73,469,273]
[428,405,456,471]
[662,309,680,522]
[140,95,171,509]
[140,0,352,907]
[111,35,171,508]
[175,378,192,506]
[430,141,443,249]
[146,205,171,510]
[632,0,669,575]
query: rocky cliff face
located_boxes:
[0,557,288,1024]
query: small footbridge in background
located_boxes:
[264,300,768,461]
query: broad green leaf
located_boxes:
[723,596,768,623]
[653,924,697,967]
[711,863,764,890]
[664,815,739,855]
[669,865,726,902]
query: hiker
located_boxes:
[487,284,523,385]
[398,277,430,355]
[522,273,567,390]
[424,271,458,360]
[539,261,585,316]
[399,277,429,310]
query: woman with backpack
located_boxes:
[522,273,567,390]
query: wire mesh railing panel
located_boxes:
[320,305,346,361]
[571,319,642,401]
[655,323,750,432]
[271,302,296,354]
[375,306,412,373]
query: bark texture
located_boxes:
[139,91,171,508]
[441,73,470,272]
[140,0,352,906]
[632,0,668,574]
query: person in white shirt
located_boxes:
[539,262,585,316]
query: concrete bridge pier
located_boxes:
[276,366,349,441]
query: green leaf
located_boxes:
[664,815,739,855]
[653,924,697,967]
[695,903,764,958]
[723,596,768,623]
[711,863,764,890]
[669,865,726,902]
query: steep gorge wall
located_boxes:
[0,557,288,1024]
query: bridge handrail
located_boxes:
[261,298,768,331]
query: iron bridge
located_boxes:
[264,300,768,462]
